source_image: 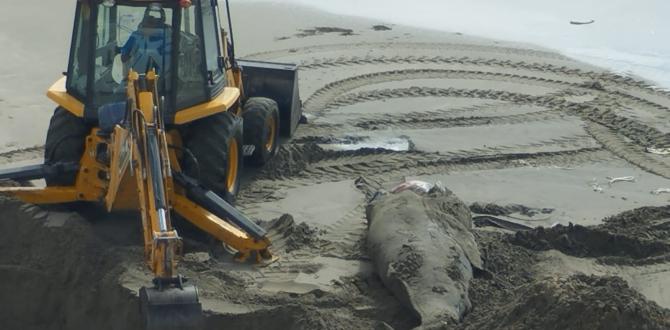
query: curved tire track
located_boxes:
[300,55,669,100]
[237,146,611,203]
[302,69,670,139]
[244,42,573,62]
[303,68,580,115]
[319,87,668,149]
[585,123,670,179]
[0,146,44,165]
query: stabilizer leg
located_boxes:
[174,172,267,239]
[171,189,275,264]
[0,162,79,182]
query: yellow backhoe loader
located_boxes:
[0,0,301,328]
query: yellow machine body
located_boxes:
[4,71,272,273]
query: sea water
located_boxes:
[251,0,670,89]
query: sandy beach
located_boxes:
[1,1,670,329]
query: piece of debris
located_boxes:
[321,136,411,152]
[372,25,392,31]
[606,176,636,185]
[391,180,445,194]
[473,215,533,232]
[570,19,595,25]
[296,27,355,38]
[590,178,604,193]
[651,188,670,195]
[646,147,670,155]
[469,203,554,218]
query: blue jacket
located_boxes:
[121,27,172,74]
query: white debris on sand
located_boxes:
[606,176,636,185]
[590,176,637,192]
[391,180,446,194]
[646,147,670,155]
[651,188,670,195]
[589,178,604,193]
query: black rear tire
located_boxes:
[44,107,89,186]
[181,111,243,204]
[242,97,280,166]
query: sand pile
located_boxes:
[468,274,670,330]
[263,214,325,252]
[461,207,670,330]
[513,206,670,264]
[0,199,141,330]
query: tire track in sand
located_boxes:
[320,87,669,149]
[244,42,573,62]
[299,55,670,100]
[237,146,611,204]
[0,146,43,165]
[300,69,670,139]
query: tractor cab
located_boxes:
[67,0,227,121]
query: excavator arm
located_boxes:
[125,70,201,329]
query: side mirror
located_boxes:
[112,54,124,84]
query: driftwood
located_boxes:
[570,19,595,25]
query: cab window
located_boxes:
[91,3,175,109]
[67,2,92,100]
[200,0,223,79]
[176,4,207,109]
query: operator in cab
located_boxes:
[119,3,172,75]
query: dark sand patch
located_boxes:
[296,27,356,38]
[467,274,670,330]
[372,25,392,31]
[460,227,670,330]
[513,206,670,265]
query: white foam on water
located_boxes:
[248,0,670,88]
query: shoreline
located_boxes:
[248,0,670,90]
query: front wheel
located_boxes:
[242,97,280,166]
[44,107,89,186]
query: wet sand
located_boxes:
[1,1,669,329]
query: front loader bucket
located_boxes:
[139,285,202,330]
[238,59,302,137]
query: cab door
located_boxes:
[199,0,226,97]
